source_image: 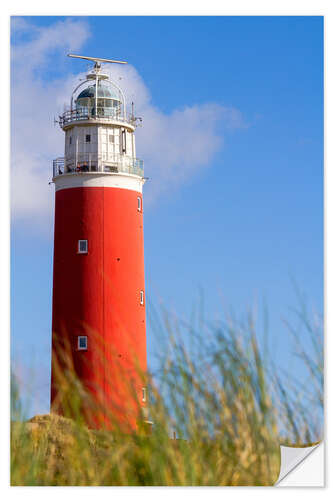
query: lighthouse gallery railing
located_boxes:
[59,107,134,128]
[53,155,144,178]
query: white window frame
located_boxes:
[137,196,142,212]
[78,239,88,254]
[78,335,88,351]
[142,387,147,402]
[140,290,144,305]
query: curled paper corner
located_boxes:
[275,442,324,486]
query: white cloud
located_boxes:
[11,17,91,77]
[11,18,91,234]
[11,18,245,233]
[103,64,246,204]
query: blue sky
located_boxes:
[11,16,323,417]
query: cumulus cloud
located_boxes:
[11,18,91,234]
[103,64,246,204]
[11,17,245,233]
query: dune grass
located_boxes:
[11,302,323,486]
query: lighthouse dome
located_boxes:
[77,83,121,101]
[75,80,123,118]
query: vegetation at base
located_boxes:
[11,301,323,486]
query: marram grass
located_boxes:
[11,305,323,486]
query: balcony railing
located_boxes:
[59,107,134,128]
[53,154,144,178]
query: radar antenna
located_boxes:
[68,53,127,72]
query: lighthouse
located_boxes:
[50,55,148,431]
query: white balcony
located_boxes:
[59,107,135,129]
[53,153,144,179]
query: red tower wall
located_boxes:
[51,185,147,430]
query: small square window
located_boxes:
[78,336,88,350]
[137,197,142,212]
[78,240,88,253]
[85,134,91,143]
[140,290,144,305]
[142,387,147,402]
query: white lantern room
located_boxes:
[53,57,143,179]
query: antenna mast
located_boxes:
[68,54,128,119]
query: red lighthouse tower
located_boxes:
[50,55,148,431]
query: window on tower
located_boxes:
[69,136,72,145]
[137,196,142,212]
[121,129,126,153]
[140,290,144,305]
[85,134,91,143]
[78,336,88,350]
[109,135,114,143]
[78,240,88,253]
[142,387,147,402]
